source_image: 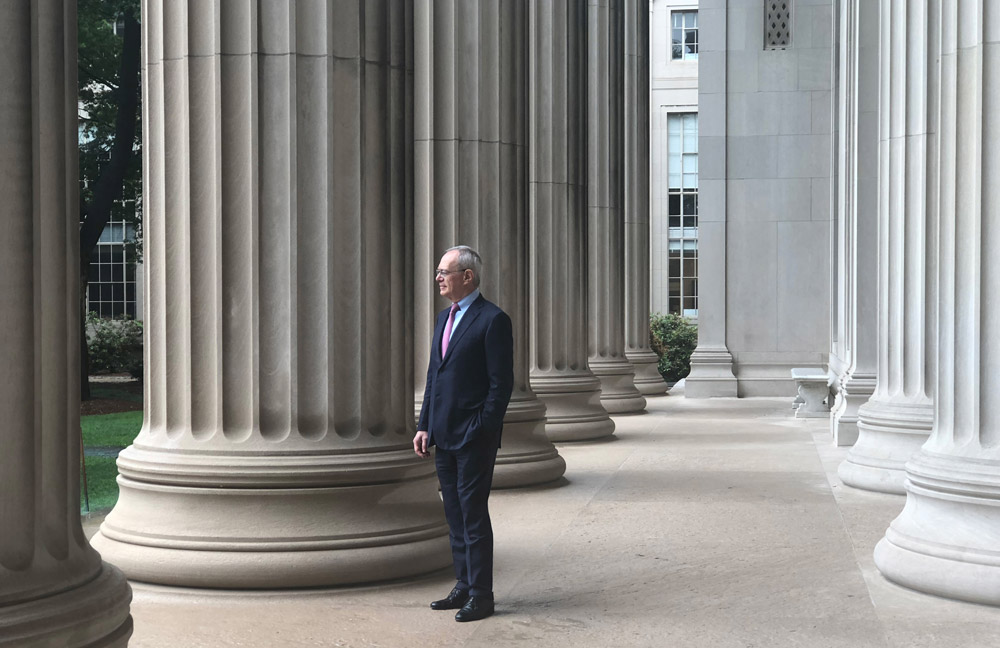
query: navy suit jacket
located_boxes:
[417,294,514,451]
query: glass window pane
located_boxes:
[683,240,698,251]
[684,173,698,189]
[669,258,681,278]
[669,215,681,228]
[89,284,100,303]
[112,264,124,282]
[673,13,682,28]
[684,113,698,134]
[685,11,697,28]
[668,133,681,155]
[668,115,681,134]
[99,264,110,282]
[683,132,697,153]
[669,173,682,190]
[669,194,681,215]
[126,283,136,301]
[683,215,697,229]
[669,298,681,315]
[669,280,681,297]
[688,257,698,278]
[668,240,682,253]
[688,50,699,61]
[683,193,697,215]
[683,227,699,238]
[683,154,698,174]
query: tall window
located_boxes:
[667,113,698,317]
[88,219,137,318]
[671,11,698,61]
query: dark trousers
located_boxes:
[434,437,500,596]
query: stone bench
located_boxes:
[791,368,831,418]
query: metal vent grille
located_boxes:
[765,1,792,50]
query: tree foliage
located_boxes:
[78,0,142,263]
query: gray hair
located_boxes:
[446,245,483,288]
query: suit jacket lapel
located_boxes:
[441,296,485,365]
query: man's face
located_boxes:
[436,250,474,303]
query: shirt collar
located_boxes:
[455,288,480,312]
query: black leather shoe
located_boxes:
[430,587,469,610]
[454,595,495,622]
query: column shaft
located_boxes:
[875,0,1000,604]
[0,2,131,644]
[92,0,452,588]
[414,0,565,485]
[839,0,937,493]
[623,0,664,397]
[528,0,615,442]
[829,0,879,446]
[588,0,646,413]
[683,2,736,398]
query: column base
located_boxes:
[626,348,668,396]
[684,346,738,398]
[0,563,132,647]
[494,392,567,488]
[830,373,876,447]
[874,450,1000,606]
[530,371,615,442]
[92,446,453,588]
[838,396,933,495]
[590,357,646,413]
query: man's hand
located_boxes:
[413,430,430,458]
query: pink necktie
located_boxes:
[441,303,460,358]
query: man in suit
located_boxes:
[414,245,514,623]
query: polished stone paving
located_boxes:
[89,390,1000,647]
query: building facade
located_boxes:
[650,0,700,318]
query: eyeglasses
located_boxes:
[435,268,467,278]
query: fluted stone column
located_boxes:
[874,0,1000,604]
[529,1,615,442]
[0,2,132,644]
[415,0,566,485]
[838,0,936,494]
[588,0,646,414]
[684,1,737,399]
[623,0,664,398]
[92,0,452,588]
[829,0,879,447]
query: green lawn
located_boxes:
[81,410,142,513]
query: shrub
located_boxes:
[649,313,698,385]
[87,312,143,378]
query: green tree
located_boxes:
[78,0,141,399]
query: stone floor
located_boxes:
[88,389,1000,648]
